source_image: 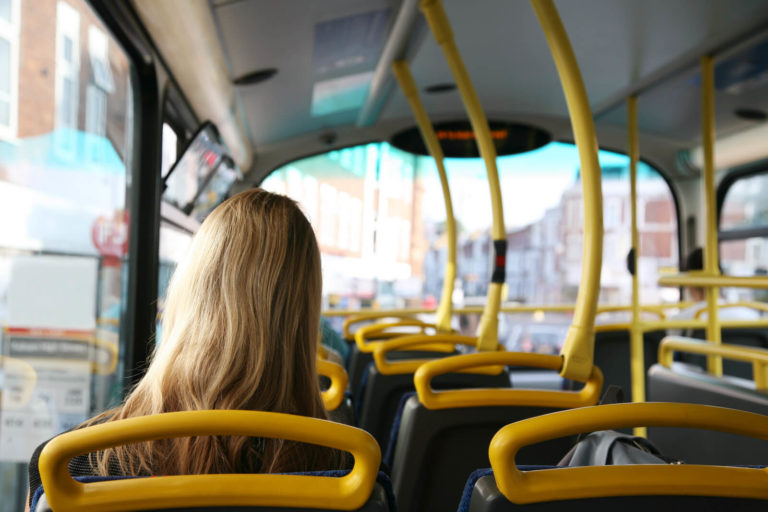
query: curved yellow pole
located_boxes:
[531,0,603,381]
[392,60,456,334]
[658,336,768,388]
[420,0,504,351]
[627,96,646,436]
[701,55,723,376]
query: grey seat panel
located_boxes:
[466,474,768,512]
[572,329,664,398]
[359,366,511,447]
[391,396,574,512]
[647,362,768,465]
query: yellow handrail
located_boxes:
[627,95,646,436]
[701,55,722,375]
[342,312,421,340]
[420,0,504,352]
[39,410,380,512]
[658,273,768,289]
[392,60,456,334]
[658,336,768,389]
[353,320,436,353]
[317,359,348,411]
[531,0,603,381]
[414,352,602,410]
[489,403,768,504]
[693,301,768,319]
[324,302,693,319]
[372,333,504,375]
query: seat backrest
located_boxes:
[464,471,768,512]
[682,328,768,379]
[390,395,574,512]
[587,329,665,397]
[358,364,511,447]
[386,351,603,512]
[463,403,768,512]
[36,410,390,512]
[647,362,768,464]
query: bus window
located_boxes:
[262,141,679,351]
[157,223,192,345]
[0,1,135,509]
[720,171,768,301]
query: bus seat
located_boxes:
[461,403,768,512]
[35,410,393,512]
[387,352,602,512]
[32,472,395,512]
[681,328,768,379]
[588,329,665,398]
[647,362,768,464]
[359,362,510,448]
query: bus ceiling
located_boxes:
[134,1,768,184]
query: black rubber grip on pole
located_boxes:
[491,239,507,284]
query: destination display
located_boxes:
[390,120,551,158]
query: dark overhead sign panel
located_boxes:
[390,121,551,158]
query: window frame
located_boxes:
[717,162,768,242]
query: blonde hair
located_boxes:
[90,189,338,475]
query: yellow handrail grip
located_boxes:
[659,273,768,289]
[414,352,603,410]
[323,303,694,318]
[317,359,348,411]
[317,344,329,360]
[700,55,722,376]
[392,60,456,334]
[372,333,504,375]
[353,320,435,353]
[489,403,768,504]
[693,301,768,320]
[531,0,603,381]
[420,0,503,352]
[658,336,768,388]
[39,410,380,512]
[342,312,420,340]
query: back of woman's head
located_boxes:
[92,189,336,475]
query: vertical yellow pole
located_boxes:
[531,0,603,382]
[701,55,723,376]
[628,96,646,437]
[392,60,456,333]
[420,0,504,351]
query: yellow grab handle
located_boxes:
[354,320,435,353]
[490,402,768,504]
[659,273,768,289]
[694,301,768,319]
[39,410,380,512]
[420,0,504,352]
[658,336,768,388]
[372,333,503,375]
[532,0,603,381]
[317,359,348,410]
[343,312,420,340]
[392,60,456,334]
[414,352,602,410]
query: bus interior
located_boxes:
[3,0,768,510]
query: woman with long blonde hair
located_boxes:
[28,189,341,505]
